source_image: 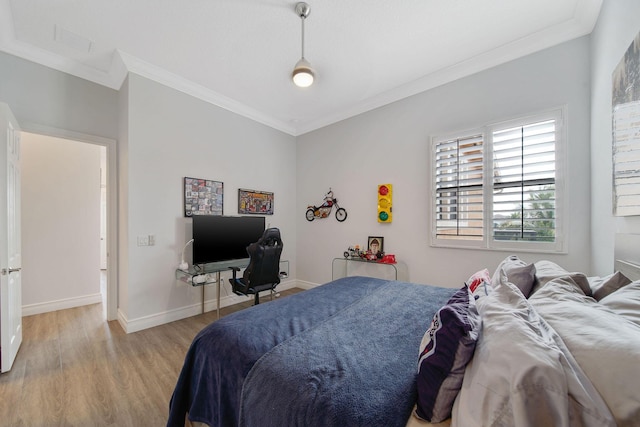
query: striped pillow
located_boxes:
[415,285,481,423]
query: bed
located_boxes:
[167,250,640,427]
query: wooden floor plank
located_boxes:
[0,288,303,427]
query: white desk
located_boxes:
[176,259,289,318]
[332,257,407,281]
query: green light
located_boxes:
[379,211,389,221]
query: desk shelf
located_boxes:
[332,257,407,281]
[176,259,250,318]
[176,259,289,317]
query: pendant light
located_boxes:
[292,2,315,88]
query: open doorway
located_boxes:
[20,128,116,320]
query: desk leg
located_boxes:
[216,271,221,319]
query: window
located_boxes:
[432,109,565,253]
[434,134,484,241]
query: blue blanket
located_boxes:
[167,277,456,427]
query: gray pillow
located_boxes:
[592,271,632,301]
[491,255,536,298]
[491,255,526,286]
[505,263,537,298]
[532,260,592,296]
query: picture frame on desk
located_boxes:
[368,236,383,256]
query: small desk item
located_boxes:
[176,259,249,318]
[332,257,407,281]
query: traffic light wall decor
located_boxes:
[377,184,393,223]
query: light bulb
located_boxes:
[292,58,315,87]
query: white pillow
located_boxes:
[599,280,640,327]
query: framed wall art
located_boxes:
[238,189,274,215]
[612,30,640,216]
[183,177,223,217]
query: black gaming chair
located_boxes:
[229,228,283,305]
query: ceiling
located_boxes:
[0,0,603,136]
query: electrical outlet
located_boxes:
[137,236,149,246]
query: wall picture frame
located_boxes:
[368,236,384,255]
[183,177,223,217]
[612,30,640,216]
[238,189,274,215]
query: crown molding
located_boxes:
[294,8,601,136]
[0,0,602,137]
[116,51,297,135]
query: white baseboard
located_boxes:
[292,280,320,290]
[22,293,103,316]
[118,279,314,334]
[117,304,202,334]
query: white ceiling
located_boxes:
[0,0,603,136]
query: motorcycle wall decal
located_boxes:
[305,188,348,222]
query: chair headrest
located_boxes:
[258,228,282,247]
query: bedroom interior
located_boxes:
[1,0,640,425]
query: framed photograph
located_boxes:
[183,177,223,217]
[368,236,384,255]
[238,189,274,215]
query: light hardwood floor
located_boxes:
[0,288,303,427]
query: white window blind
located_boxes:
[431,108,565,252]
[491,119,557,243]
[434,134,484,241]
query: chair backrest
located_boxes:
[243,228,283,286]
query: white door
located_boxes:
[0,103,22,373]
[100,174,107,270]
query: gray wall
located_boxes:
[296,37,592,287]
[119,74,297,329]
[1,50,299,331]
[1,51,118,315]
[21,133,101,311]
[0,52,118,138]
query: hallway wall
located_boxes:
[21,132,102,314]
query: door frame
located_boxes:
[21,122,118,321]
